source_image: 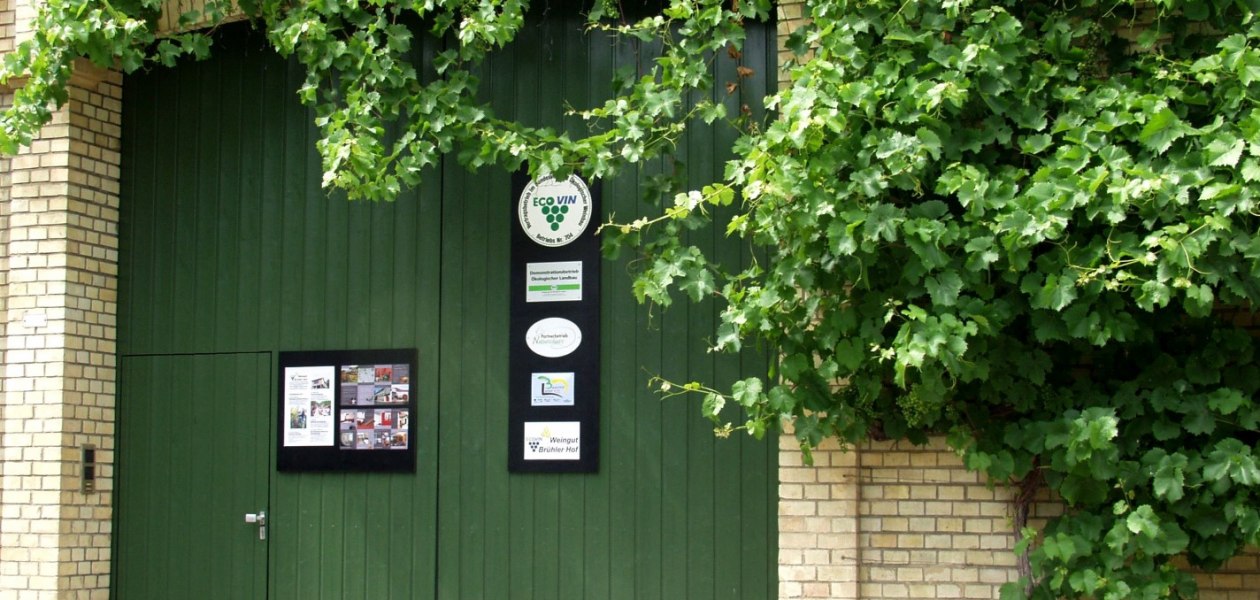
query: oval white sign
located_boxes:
[517,175,593,247]
[525,317,583,358]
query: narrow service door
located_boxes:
[114,352,271,599]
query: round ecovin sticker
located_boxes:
[525,317,583,358]
[517,174,593,247]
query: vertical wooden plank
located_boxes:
[480,36,515,600]
[406,33,444,599]
[503,14,537,600]
[367,199,395,342]
[686,111,712,600]
[220,354,258,597]
[214,48,243,351]
[603,154,640,600]
[743,24,778,597]
[236,48,265,351]
[596,26,643,600]
[245,353,272,599]
[364,193,397,600]
[191,56,222,353]
[484,172,514,589]
[268,51,310,600]
[386,166,421,600]
[255,52,289,350]
[325,473,351,591]
[299,136,328,348]
[583,22,617,600]
[657,272,690,600]
[531,477,560,600]
[326,197,352,349]
[710,41,746,594]
[117,66,157,355]
[167,66,197,355]
[457,163,489,598]
[278,63,313,600]
[319,187,353,600]
[631,58,665,600]
[112,357,152,597]
[436,133,467,600]
[185,356,217,598]
[277,56,309,352]
[131,356,162,598]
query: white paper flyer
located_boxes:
[283,365,336,447]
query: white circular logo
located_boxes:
[517,175,593,247]
[525,317,583,358]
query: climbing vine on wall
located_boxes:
[638,2,1260,598]
[5,0,1260,597]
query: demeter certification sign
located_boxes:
[517,175,592,247]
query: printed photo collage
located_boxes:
[338,363,410,450]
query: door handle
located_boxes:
[244,510,267,540]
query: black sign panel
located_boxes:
[508,171,601,473]
[277,348,417,472]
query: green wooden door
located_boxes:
[114,352,271,599]
[117,12,777,600]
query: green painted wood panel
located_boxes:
[118,10,776,600]
[119,31,445,600]
[114,353,270,600]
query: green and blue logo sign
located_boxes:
[530,372,574,406]
[517,175,593,247]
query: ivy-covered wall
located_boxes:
[770,1,1260,598]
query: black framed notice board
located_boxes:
[508,171,601,473]
[277,348,417,472]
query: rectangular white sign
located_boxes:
[523,421,581,460]
[526,261,582,303]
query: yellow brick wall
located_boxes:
[856,440,1014,599]
[779,434,860,598]
[780,434,1260,599]
[0,2,121,592]
[1195,551,1260,600]
[779,436,1045,599]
